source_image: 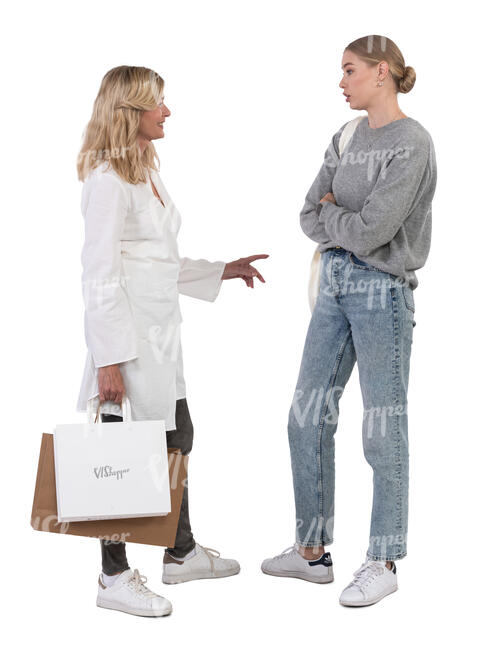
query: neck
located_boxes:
[137,135,149,155]
[365,99,407,128]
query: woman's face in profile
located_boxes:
[138,94,171,141]
[339,50,378,109]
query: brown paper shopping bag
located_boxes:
[31,433,188,547]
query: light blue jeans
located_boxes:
[288,247,416,561]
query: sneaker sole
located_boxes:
[162,566,240,584]
[339,584,398,606]
[96,597,172,617]
[261,566,334,583]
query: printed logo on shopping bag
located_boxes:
[93,465,130,480]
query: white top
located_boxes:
[76,161,226,430]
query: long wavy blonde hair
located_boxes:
[77,66,164,183]
[345,35,416,94]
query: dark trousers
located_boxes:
[100,397,196,575]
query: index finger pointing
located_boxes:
[244,254,270,262]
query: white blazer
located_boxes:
[76,161,226,429]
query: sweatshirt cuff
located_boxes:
[318,200,339,232]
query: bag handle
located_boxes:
[86,396,132,424]
[338,114,365,158]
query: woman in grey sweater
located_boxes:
[261,35,437,607]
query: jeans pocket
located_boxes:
[349,251,369,267]
[348,251,383,272]
[402,285,415,312]
[402,285,416,327]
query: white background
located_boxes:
[2,0,477,646]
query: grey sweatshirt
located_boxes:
[300,115,437,289]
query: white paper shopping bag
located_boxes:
[53,397,171,522]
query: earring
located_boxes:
[376,80,384,87]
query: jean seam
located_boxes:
[314,329,351,547]
[391,286,404,557]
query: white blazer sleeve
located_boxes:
[178,257,226,302]
[80,171,138,368]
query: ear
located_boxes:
[377,60,389,80]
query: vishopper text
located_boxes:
[324,144,416,182]
[93,465,130,480]
[82,274,132,310]
[320,257,411,309]
[78,144,137,164]
[291,386,407,438]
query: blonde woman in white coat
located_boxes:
[76,66,268,617]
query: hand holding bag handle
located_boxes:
[86,395,132,424]
[308,115,365,313]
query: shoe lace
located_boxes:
[128,569,157,599]
[347,561,385,592]
[272,545,297,560]
[197,545,221,575]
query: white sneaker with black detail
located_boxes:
[261,543,334,583]
[162,543,240,584]
[339,554,398,606]
[97,568,172,616]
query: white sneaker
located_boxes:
[261,543,334,583]
[339,555,398,606]
[97,568,172,617]
[162,543,240,584]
